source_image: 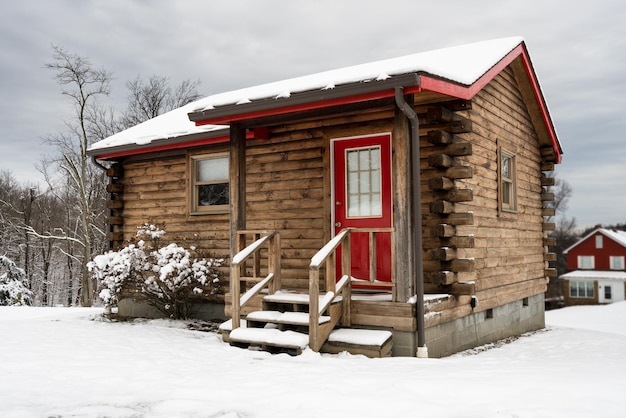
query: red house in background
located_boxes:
[561,228,626,305]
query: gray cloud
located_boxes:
[1,0,625,229]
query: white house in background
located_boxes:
[561,228,626,305]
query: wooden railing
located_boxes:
[308,227,395,351]
[230,230,281,329]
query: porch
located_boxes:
[220,229,435,357]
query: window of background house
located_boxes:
[191,153,229,214]
[577,255,595,269]
[569,281,594,298]
[499,148,517,212]
[604,285,612,300]
[595,235,603,248]
[610,256,624,270]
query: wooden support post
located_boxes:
[341,233,351,326]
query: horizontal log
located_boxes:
[428,153,454,168]
[449,235,475,248]
[442,100,472,111]
[446,212,474,226]
[542,223,556,232]
[444,258,475,273]
[425,281,475,296]
[448,120,472,134]
[106,183,124,193]
[542,207,556,217]
[545,268,557,278]
[431,247,457,261]
[544,252,557,262]
[444,188,473,203]
[541,176,556,186]
[543,237,556,246]
[541,162,555,172]
[109,216,124,225]
[106,200,124,209]
[427,130,454,146]
[426,271,457,285]
[541,192,555,202]
[107,165,124,178]
[445,142,472,157]
[434,224,456,238]
[427,106,456,123]
[430,200,454,214]
[445,165,473,179]
[429,176,455,191]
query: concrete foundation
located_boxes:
[117,298,227,321]
[393,294,546,358]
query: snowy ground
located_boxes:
[1,303,624,418]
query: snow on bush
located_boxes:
[0,255,32,306]
[88,223,223,319]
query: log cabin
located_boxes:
[87,37,563,358]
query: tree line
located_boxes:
[0,46,201,307]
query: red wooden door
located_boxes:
[332,134,392,285]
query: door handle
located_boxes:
[335,222,342,227]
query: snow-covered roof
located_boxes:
[89,36,558,159]
[559,270,626,281]
[190,37,524,112]
[88,101,228,152]
[563,228,626,254]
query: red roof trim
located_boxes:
[94,136,230,160]
[194,87,422,126]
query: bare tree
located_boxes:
[119,75,201,129]
[43,45,112,307]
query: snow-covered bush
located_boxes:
[88,224,223,319]
[0,255,33,306]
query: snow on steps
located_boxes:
[246,310,331,326]
[221,319,393,358]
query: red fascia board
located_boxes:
[94,135,229,160]
[420,44,561,163]
[194,86,422,127]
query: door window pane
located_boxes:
[346,146,382,218]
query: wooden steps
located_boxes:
[223,290,393,358]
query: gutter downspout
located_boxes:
[394,87,428,358]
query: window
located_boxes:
[604,285,612,300]
[577,255,595,269]
[595,235,603,248]
[499,148,517,212]
[610,256,624,270]
[569,281,594,298]
[190,153,229,214]
[346,146,382,218]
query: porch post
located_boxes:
[229,123,247,265]
[393,96,415,302]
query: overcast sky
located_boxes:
[1,0,624,230]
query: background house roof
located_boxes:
[563,228,626,254]
[559,270,626,281]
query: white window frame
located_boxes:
[610,256,624,270]
[577,255,595,269]
[569,281,594,298]
[498,147,517,212]
[190,153,229,214]
[595,235,603,248]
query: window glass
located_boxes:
[499,148,516,212]
[610,256,624,270]
[595,235,603,249]
[346,146,382,218]
[191,154,229,214]
[569,281,594,298]
[578,256,594,269]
